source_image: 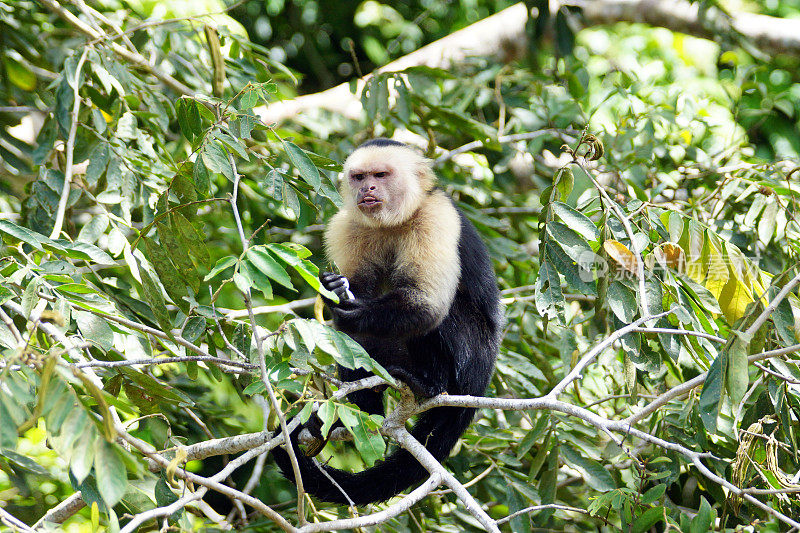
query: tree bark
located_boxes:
[255,0,800,124]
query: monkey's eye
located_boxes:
[374,171,388,178]
[351,173,364,181]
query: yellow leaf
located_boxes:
[603,240,637,275]
[703,236,728,301]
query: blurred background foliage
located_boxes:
[1,0,800,531]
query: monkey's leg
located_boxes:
[339,366,386,416]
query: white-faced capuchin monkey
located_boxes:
[272,138,502,505]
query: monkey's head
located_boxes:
[341,139,436,227]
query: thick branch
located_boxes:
[256,0,800,124]
[577,0,800,56]
[32,493,85,529]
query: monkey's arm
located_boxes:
[321,273,443,337]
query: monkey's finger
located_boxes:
[326,277,347,289]
[320,271,339,282]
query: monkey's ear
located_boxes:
[416,164,436,191]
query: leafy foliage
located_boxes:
[1,0,799,532]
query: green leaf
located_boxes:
[758,200,778,244]
[0,448,50,476]
[632,506,666,533]
[607,281,637,323]
[74,310,114,351]
[140,270,173,337]
[204,256,237,281]
[318,401,337,439]
[176,97,202,140]
[68,241,114,265]
[156,217,199,293]
[689,497,715,533]
[283,141,321,191]
[171,173,197,205]
[505,483,532,533]
[240,260,273,299]
[337,405,385,466]
[329,328,393,383]
[0,399,19,448]
[545,239,596,295]
[171,212,210,266]
[547,221,595,265]
[725,338,748,407]
[517,415,548,459]
[4,56,36,91]
[154,476,183,522]
[640,484,666,505]
[94,440,127,507]
[536,446,558,524]
[193,156,210,195]
[77,214,110,244]
[201,141,234,181]
[555,168,574,201]
[116,111,137,140]
[534,258,564,322]
[236,84,261,110]
[70,426,96,484]
[85,143,109,187]
[699,351,726,432]
[215,131,249,160]
[182,316,206,343]
[0,285,13,306]
[143,236,188,311]
[246,247,294,289]
[0,219,47,250]
[118,367,192,405]
[773,296,797,344]
[561,445,615,491]
[551,202,599,241]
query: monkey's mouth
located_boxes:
[357,196,382,209]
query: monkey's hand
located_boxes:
[320,272,356,304]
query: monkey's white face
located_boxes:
[348,165,393,214]
[342,145,432,227]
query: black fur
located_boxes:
[357,137,408,149]
[272,208,501,505]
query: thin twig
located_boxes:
[745,271,800,337]
[630,326,725,344]
[496,503,590,525]
[753,361,800,384]
[433,129,579,165]
[39,0,193,95]
[223,297,316,319]
[625,344,800,425]
[546,310,672,398]
[0,508,35,532]
[121,485,208,533]
[50,47,90,239]
[226,147,307,523]
[117,424,296,531]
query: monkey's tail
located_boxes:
[272,406,475,505]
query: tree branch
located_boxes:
[32,493,86,529]
[255,1,800,124]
